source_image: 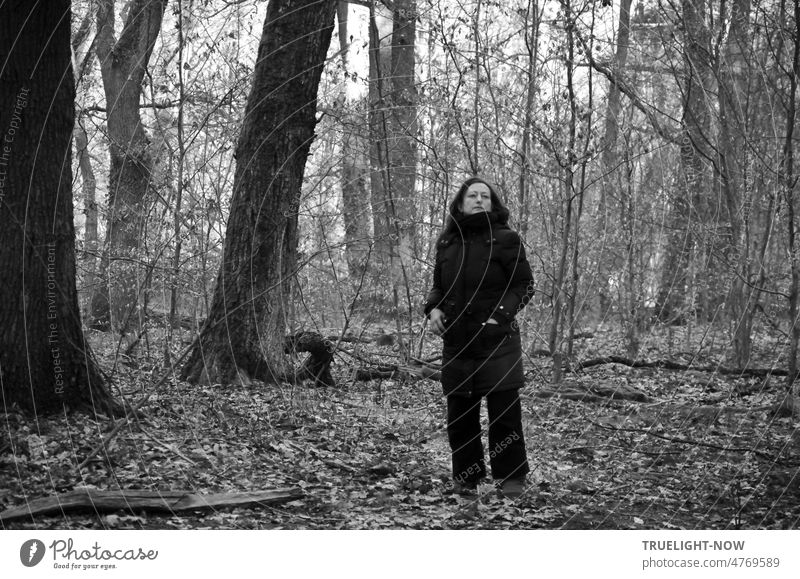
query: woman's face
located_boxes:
[459,182,493,215]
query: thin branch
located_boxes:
[588,419,791,464]
[574,29,679,145]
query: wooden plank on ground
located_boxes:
[0,487,304,522]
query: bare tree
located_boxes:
[655,0,713,324]
[784,0,800,395]
[181,0,338,385]
[89,0,168,332]
[338,1,373,282]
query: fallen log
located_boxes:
[0,487,304,523]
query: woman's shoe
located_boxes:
[450,480,478,495]
[499,476,526,499]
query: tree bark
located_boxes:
[0,0,113,414]
[89,0,168,332]
[180,0,337,385]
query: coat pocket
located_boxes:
[479,321,508,350]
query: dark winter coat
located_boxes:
[424,210,534,397]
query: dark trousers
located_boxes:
[446,388,529,484]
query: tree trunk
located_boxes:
[718,0,754,366]
[181,0,337,385]
[388,0,418,268]
[567,5,595,358]
[785,0,800,390]
[387,0,418,345]
[75,119,98,311]
[549,0,578,382]
[367,2,417,323]
[601,0,632,172]
[518,0,541,240]
[89,0,167,332]
[597,0,632,316]
[656,0,712,324]
[0,0,113,414]
[165,0,188,362]
[338,1,372,282]
[655,190,692,324]
[368,4,393,280]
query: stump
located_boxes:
[285,331,335,387]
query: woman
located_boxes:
[424,177,534,499]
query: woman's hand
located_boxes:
[429,308,447,336]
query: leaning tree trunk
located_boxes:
[89,0,167,332]
[181,0,338,385]
[0,0,113,414]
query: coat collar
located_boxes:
[452,210,501,233]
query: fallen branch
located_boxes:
[533,383,651,403]
[0,487,304,523]
[534,390,626,404]
[587,419,789,464]
[573,355,786,377]
[77,342,196,471]
[322,459,357,473]
[353,363,441,382]
[335,346,442,382]
[354,366,406,380]
[137,426,197,466]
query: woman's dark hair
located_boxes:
[441,176,510,237]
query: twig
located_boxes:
[77,343,195,471]
[137,426,198,466]
[587,418,787,463]
[322,459,357,473]
[573,355,786,377]
[77,399,148,471]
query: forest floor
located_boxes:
[1,323,799,530]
